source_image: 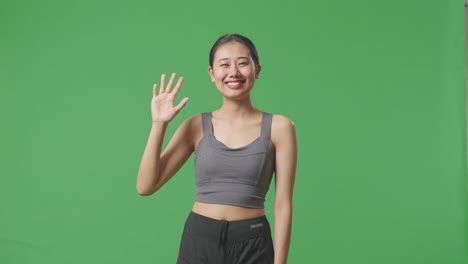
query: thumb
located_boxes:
[175,97,189,112]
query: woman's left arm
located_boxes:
[271,115,297,264]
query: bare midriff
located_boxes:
[192,202,265,221]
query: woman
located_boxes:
[137,34,297,264]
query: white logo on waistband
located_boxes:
[250,223,264,228]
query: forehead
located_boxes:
[214,41,251,60]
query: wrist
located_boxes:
[151,121,169,129]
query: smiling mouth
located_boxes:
[225,81,245,89]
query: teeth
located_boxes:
[227,82,241,85]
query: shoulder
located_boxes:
[182,113,203,125]
[270,114,296,146]
[178,113,203,132]
[178,113,204,145]
[271,114,296,134]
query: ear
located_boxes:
[255,64,262,79]
[208,66,215,82]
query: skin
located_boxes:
[136,41,297,264]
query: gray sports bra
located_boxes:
[194,112,275,209]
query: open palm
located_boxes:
[151,73,189,123]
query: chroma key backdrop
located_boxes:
[1,0,467,263]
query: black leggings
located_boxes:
[177,211,274,264]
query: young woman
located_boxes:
[137,34,297,264]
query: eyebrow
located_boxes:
[218,56,250,62]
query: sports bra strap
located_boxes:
[201,112,213,136]
[261,112,273,138]
[202,112,272,137]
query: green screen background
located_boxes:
[1,0,467,263]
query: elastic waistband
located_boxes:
[183,211,271,246]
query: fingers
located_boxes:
[157,73,184,95]
[153,83,158,97]
[171,76,184,96]
[159,74,166,94]
[175,97,189,112]
[165,73,176,93]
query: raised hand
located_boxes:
[151,73,189,124]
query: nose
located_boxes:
[228,65,241,77]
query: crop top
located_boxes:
[194,112,276,209]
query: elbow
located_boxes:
[136,183,158,196]
[274,199,293,212]
[136,187,151,196]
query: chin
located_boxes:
[221,90,251,100]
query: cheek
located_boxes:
[241,68,254,79]
[214,71,227,80]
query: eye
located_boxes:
[238,61,249,66]
[220,63,229,67]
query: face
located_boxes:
[208,41,261,99]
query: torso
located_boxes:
[191,202,265,221]
[190,110,271,221]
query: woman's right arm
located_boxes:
[136,73,192,196]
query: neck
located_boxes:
[216,96,258,118]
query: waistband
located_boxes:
[183,211,271,247]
